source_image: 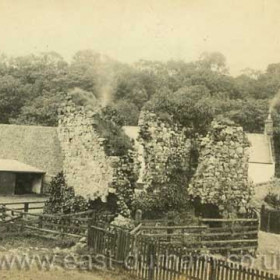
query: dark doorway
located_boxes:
[15,173,41,195]
[0,172,16,195]
[193,197,221,219]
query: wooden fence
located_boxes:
[138,217,259,254]
[261,205,280,234]
[88,224,279,280]
[0,205,94,238]
[0,200,46,218]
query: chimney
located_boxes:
[265,113,273,136]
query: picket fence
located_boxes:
[88,224,280,280]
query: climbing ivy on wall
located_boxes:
[112,151,139,218]
[133,111,193,218]
[93,107,133,156]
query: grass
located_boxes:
[0,231,134,280]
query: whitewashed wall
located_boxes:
[248,162,275,184]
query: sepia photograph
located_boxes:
[0,0,280,279]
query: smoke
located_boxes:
[100,84,113,107]
[93,54,117,108]
[269,89,280,113]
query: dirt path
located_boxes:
[0,234,131,280]
[2,231,280,279]
[254,231,280,274]
[0,268,127,280]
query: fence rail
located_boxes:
[0,200,46,217]
[138,218,259,254]
[0,204,94,238]
[88,224,279,280]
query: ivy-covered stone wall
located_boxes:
[138,111,192,192]
[112,150,139,217]
[188,120,254,216]
[57,96,116,201]
[57,96,138,218]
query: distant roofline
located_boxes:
[0,170,46,174]
[0,159,45,174]
[0,123,57,129]
[248,161,274,165]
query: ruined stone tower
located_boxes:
[57,95,116,201]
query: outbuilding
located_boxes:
[0,159,45,195]
[247,114,275,184]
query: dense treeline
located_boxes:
[1,49,280,133]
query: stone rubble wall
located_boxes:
[57,97,115,201]
[188,120,254,215]
[138,111,192,191]
[112,150,139,217]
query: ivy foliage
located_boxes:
[264,192,280,210]
[113,152,138,218]
[93,107,133,157]
[44,172,89,214]
[132,184,192,219]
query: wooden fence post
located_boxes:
[267,211,271,233]
[0,206,4,222]
[24,203,29,213]
[38,216,43,228]
[209,257,216,280]
[87,212,95,248]
[167,216,174,243]
[260,204,265,231]
[147,242,155,280]
[135,209,142,226]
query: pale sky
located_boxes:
[0,0,280,75]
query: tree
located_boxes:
[68,50,99,92]
[144,85,215,136]
[0,75,26,123]
[112,100,140,126]
[220,99,269,133]
[198,52,228,74]
[11,90,65,126]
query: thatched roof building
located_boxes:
[0,124,63,181]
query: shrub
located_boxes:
[44,172,89,214]
[132,183,192,219]
[264,192,280,209]
[93,107,133,156]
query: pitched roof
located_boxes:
[246,133,274,164]
[0,159,45,173]
[0,124,63,176]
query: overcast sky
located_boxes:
[0,0,280,75]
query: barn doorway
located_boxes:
[0,159,45,195]
[15,173,43,195]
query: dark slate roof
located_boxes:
[0,124,63,176]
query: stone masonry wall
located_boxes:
[188,120,254,215]
[57,96,115,201]
[138,111,192,191]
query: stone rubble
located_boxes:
[57,97,115,201]
[137,111,192,191]
[188,120,254,215]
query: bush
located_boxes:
[44,172,89,214]
[132,184,192,219]
[93,107,133,156]
[264,192,280,209]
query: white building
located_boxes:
[247,114,275,184]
